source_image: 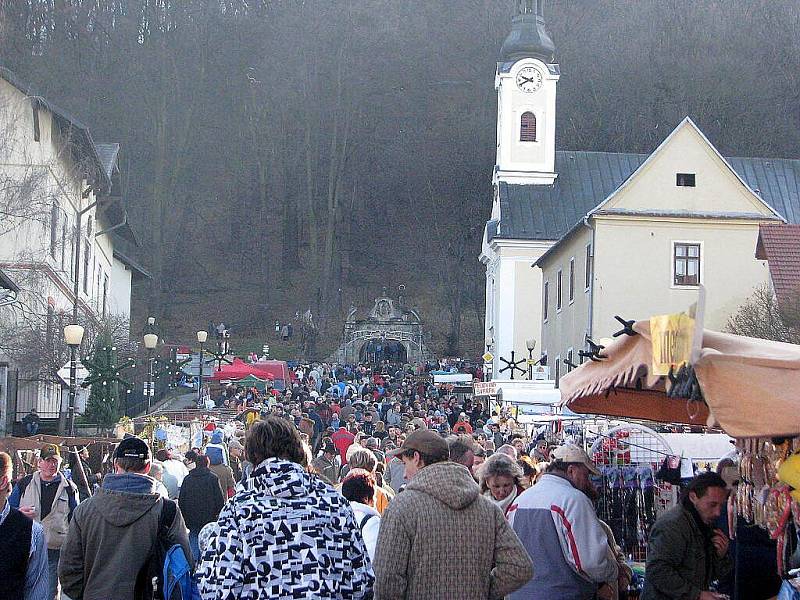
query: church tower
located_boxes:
[495,0,559,186]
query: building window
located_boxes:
[49,203,58,258]
[585,244,592,291]
[674,242,701,286]
[103,274,109,317]
[60,219,67,270]
[554,354,561,386]
[676,173,696,187]
[567,348,574,372]
[32,103,40,142]
[83,240,90,293]
[556,269,563,311]
[543,281,549,321]
[520,112,537,142]
[569,258,575,303]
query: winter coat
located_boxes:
[178,465,225,533]
[642,500,732,600]
[209,462,236,498]
[349,501,381,562]
[373,461,533,600]
[509,474,617,600]
[197,458,374,600]
[58,472,191,600]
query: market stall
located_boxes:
[559,317,800,599]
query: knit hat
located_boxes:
[205,446,224,466]
[210,429,224,445]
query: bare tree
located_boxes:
[725,284,800,344]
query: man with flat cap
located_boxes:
[59,437,191,600]
[373,428,532,599]
[10,443,79,600]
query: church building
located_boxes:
[480,1,800,385]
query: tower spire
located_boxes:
[500,0,555,63]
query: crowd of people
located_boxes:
[0,361,735,600]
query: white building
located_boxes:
[480,3,800,389]
[0,67,147,434]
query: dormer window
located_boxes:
[676,173,696,187]
[520,112,537,142]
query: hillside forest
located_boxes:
[1,0,799,358]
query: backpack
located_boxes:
[163,544,201,600]
[135,499,199,600]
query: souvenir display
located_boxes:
[736,438,800,578]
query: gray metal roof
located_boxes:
[0,65,112,195]
[493,151,800,242]
[94,143,120,181]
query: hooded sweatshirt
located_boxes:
[197,458,374,600]
[58,472,192,600]
[373,462,533,600]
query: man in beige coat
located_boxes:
[373,429,533,599]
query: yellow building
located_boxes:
[481,4,800,389]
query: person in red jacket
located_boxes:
[331,426,356,464]
[453,413,473,435]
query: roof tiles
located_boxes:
[756,224,800,304]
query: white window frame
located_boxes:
[671,240,704,289]
[543,280,549,322]
[585,243,592,292]
[568,257,575,304]
[556,269,563,312]
[554,354,561,386]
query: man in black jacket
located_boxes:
[178,451,224,560]
[643,472,732,600]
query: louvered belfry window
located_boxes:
[520,112,537,142]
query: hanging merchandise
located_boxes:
[736,438,800,578]
[590,424,678,562]
[655,455,682,485]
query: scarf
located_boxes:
[484,485,519,516]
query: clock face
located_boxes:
[516,67,543,93]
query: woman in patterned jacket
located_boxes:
[197,417,375,600]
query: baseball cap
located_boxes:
[113,437,151,460]
[551,444,600,476]
[40,444,61,460]
[386,428,449,462]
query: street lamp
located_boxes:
[526,338,536,380]
[143,320,158,412]
[196,330,208,406]
[63,323,85,436]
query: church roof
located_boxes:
[491,150,800,242]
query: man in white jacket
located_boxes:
[509,444,618,600]
[341,469,381,561]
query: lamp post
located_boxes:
[143,316,158,413]
[526,338,536,380]
[196,330,208,405]
[63,323,85,436]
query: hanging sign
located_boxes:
[473,381,498,397]
[650,286,706,376]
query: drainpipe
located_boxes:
[584,217,596,343]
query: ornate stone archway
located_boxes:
[331,293,433,364]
